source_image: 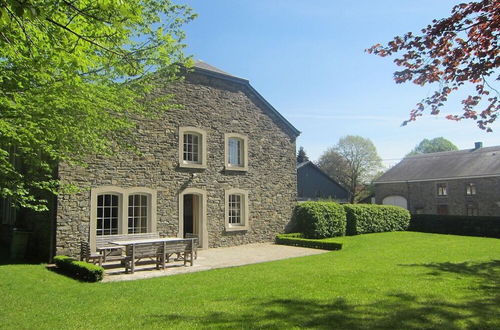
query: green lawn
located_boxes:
[1,232,499,329]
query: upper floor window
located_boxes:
[225,188,249,231]
[437,183,447,196]
[183,133,200,163]
[466,183,476,196]
[97,194,119,236]
[224,133,248,171]
[179,127,207,168]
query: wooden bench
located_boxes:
[80,241,103,266]
[95,232,161,262]
[161,239,195,267]
[185,233,199,260]
[123,242,166,274]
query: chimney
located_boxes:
[474,142,483,150]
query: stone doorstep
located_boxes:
[101,242,329,283]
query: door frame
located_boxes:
[178,188,208,249]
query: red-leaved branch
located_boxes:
[367,0,499,131]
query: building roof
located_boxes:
[191,61,300,137]
[375,145,500,183]
[297,161,349,193]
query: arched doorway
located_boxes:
[178,188,208,249]
[382,195,408,209]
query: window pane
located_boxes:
[183,133,201,163]
[228,194,242,225]
[228,138,242,166]
[128,194,148,233]
[96,194,119,236]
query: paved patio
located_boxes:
[102,243,328,282]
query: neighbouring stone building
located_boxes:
[4,61,300,259]
[374,143,500,216]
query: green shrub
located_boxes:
[53,255,104,282]
[343,204,410,235]
[294,202,346,239]
[276,233,342,250]
[410,214,500,238]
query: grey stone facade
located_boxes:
[375,177,500,216]
[55,66,299,257]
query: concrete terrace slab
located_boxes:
[102,243,328,282]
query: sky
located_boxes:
[179,0,498,168]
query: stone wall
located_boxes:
[375,177,500,216]
[55,71,298,257]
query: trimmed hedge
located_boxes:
[53,256,104,282]
[294,202,346,239]
[344,204,410,235]
[410,214,500,238]
[276,233,343,250]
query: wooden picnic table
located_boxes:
[109,237,194,273]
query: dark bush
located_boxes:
[294,202,346,239]
[410,214,500,238]
[53,255,104,282]
[276,233,342,250]
[343,204,410,235]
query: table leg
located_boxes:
[131,245,135,274]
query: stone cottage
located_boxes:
[38,61,300,258]
[374,143,500,216]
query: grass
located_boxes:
[1,232,499,329]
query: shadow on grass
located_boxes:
[0,247,41,266]
[145,260,500,329]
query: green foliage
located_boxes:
[407,137,458,156]
[0,0,196,210]
[410,214,500,238]
[343,204,410,235]
[318,135,382,203]
[53,255,104,282]
[294,201,346,239]
[275,233,343,250]
[296,146,309,163]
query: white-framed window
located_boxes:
[466,204,478,216]
[179,127,207,168]
[225,188,249,231]
[128,194,148,234]
[466,183,476,196]
[437,183,447,196]
[90,187,157,250]
[96,194,120,236]
[224,133,248,171]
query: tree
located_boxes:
[407,137,459,156]
[318,135,382,203]
[367,0,499,131]
[297,146,309,163]
[0,1,196,210]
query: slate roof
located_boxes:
[297,161,349,193]
[191,60,300,137]
[193,60,239,78]
[375,145,500,183]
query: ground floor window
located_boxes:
[466,204,478,216]
[97,194,119,236]
[228,194,242,225]
[128,194,148,233]
[91,187,157,241]
[437,204,449,215]
[225,188,249,231]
